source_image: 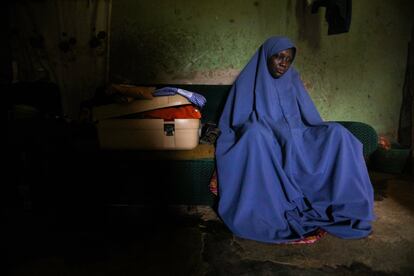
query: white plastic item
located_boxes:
[92,94,191,121]
[97,118,200,150]
[92,94,200,150]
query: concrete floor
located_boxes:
[4,170,414,276]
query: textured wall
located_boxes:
[110,0,414,137]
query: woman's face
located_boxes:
[267,48,294,78]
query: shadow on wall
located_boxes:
[294,0,322,50]
[110,31,198,84]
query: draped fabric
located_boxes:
[215,36,375,244]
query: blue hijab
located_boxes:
[215,36,375,243]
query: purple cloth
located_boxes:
[215,36,375,243]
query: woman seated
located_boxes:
[215,36,375,244]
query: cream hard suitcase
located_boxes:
[92,95,201,150]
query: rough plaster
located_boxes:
[110,0,414,138]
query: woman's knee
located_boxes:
[240,122,272,139]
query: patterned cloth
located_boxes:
[209,169,218,196]
[200,122,221,145]
[153,87,207,108]
[138,104,201,120]
[284,229,327,244]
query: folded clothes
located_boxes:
[138,104,201,120]
[152,87,207,108]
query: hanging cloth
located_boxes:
[311,0,352,35]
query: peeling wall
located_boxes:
[109,0,414,137]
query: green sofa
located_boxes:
[5,82,380,217]
[98,84,378,207]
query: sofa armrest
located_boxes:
[336,121,378,158]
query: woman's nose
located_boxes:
[280,60,287,67]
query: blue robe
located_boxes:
[215,36,375,243]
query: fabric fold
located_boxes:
[215,36,375,244]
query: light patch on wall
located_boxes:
[110,0,414,139]
[156,68,241,84]
[111,68,241,85]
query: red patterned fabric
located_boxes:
[284,229,327,244]
[141,104,201,120]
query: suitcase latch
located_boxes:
[164,123,175,136]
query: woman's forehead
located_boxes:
[264,36,295,56]
[269,48,294,59]
[278,48,293,55]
